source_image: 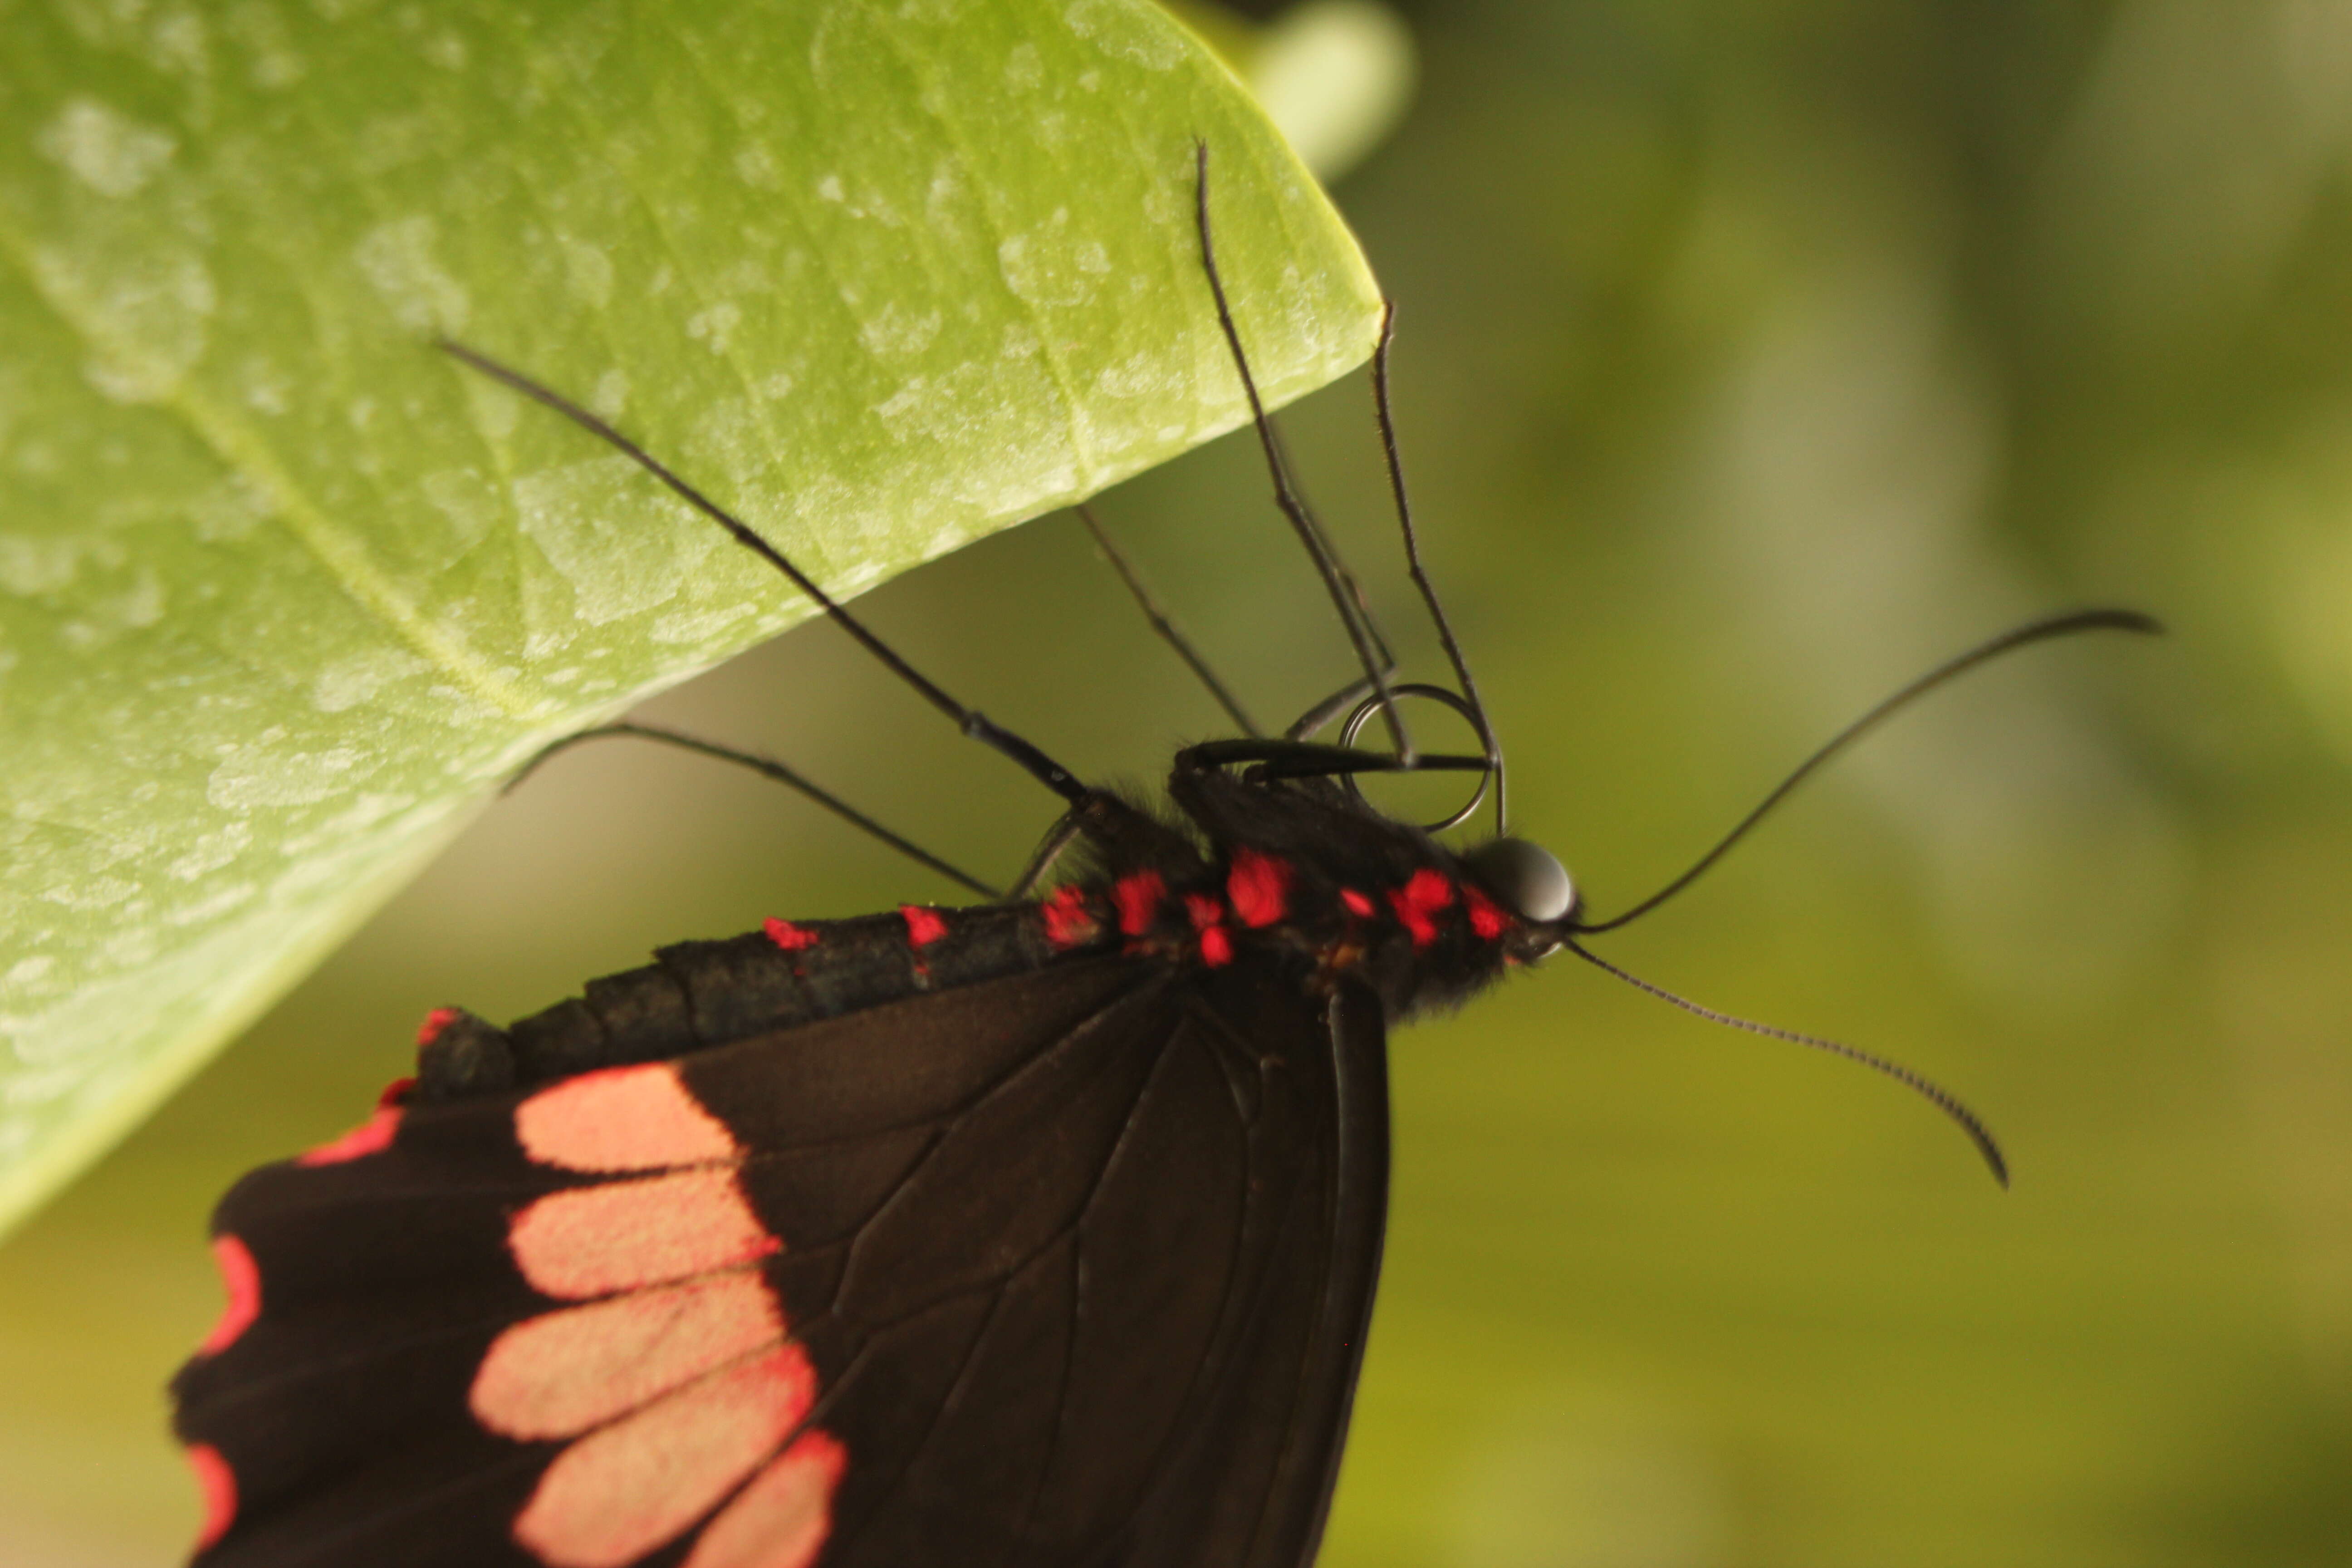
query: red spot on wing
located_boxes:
[899,905,949,947]
[1185,893,1234,968]
[1040,886,1099,949]
[473,1270,786,1441]
[763,918,820,952]
[1226,849,1292,928]
[684,1429,848,1568]
[416,1006,461,1046]
[512,1345,818,1568]
[294,1078,412,1166]
[1387,868,1457,947]
[198,1235,261,1356]
[517,1064,739,1174]
[1463,883,1509,941]
[186,1443,237,1551]
[1112,871,1166,936]
[1340,887,1376,919]
[509,1170,779,1301]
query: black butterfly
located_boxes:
[169,147,2155,1568]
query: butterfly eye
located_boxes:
[1462,837,1577,923]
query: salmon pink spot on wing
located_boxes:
[516,1064,739,1174]
[186,1443,237,1550]
[1198,925,1233,967]
[1226,848,1292,927]
[510,1170,779,1301]
[899,905,949,947]
[762,918,820,952]
[473,1270,786,1441]
[1112,871,1165,936]
[684,1430,848,1568]
[199,1235,261,1356]
[513,1345,818,1568]
[1340,887,1375,919]
[416,1007,461,1046]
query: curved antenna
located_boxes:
[1575,608,2163,935]
[1563,939,2008,1186]
[1369,302,1507,832]
[511,722,1001,899]
[438,340,1091,808]
[1076,505,1260,736]
[1192,142,1414,763]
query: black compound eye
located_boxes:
[1462,838,1577,923]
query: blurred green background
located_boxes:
[8,0,2352,1563]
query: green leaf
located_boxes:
[0,0,1381,1238]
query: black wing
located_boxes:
[172,957,1391,1568]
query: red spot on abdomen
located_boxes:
[199,1235,260,1356]
[416,1006,461,1046]
[900,905,948,948]
[763,917,820,952]
[1387,868,1457,947]
[1226,849,1291,928]
[1185,893,1233,968]
[1340,887,1375,919]
[295,1078,411,1166]
[1112,871,1166,936]
[186,1443,237,1550]
[1041,886,1099,949]
[1463,883,1509,940]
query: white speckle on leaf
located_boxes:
[860,303,942,358]
[37,98,176,197]
[1062,0,1187,68]
[1095,349,1174,399]
[561,237,613,307]
[0,535,94,595]
[816,173,845,203]
[757,372,795,401]
[652,603,756,644]
[1078,70,1100,91]
[147,9,210,79]
[1005,42,1042,88]
[208,735,363,809]
[31,238,215,404]
[514,455,698,624]
[168,821,252,880]
[687,302,742,354]
[167,882,260,926]
[190,473,275,542]
[226,0,305,88]
[591,370,628,421]
[355,215,469,335]
[735,142,781,189]
[424,28,466,69]
[312,648,426,712]
[6,959,55,987]
[421,466,499,547]
[998,211,1102,308]
[1076,241,1111,275]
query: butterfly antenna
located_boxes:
[1077,505,1261,735]
[508,721,1002,898]
[1563,938,2009,1186]
[1575,608,2163,934]
[1193,141,1414,763]
[1368,300,1506,832]
[437,340,1091,808]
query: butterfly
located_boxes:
[168,146,2155,1568]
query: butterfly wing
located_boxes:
[173,957,1390,1568]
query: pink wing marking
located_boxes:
[186,1442,237,1550]
[198,1234,261,1356]
[509,1170,779,1301]
[517,1064,740,1174]
[512,1345,818,1568]
[473,1269,787,1441]
[682,1430,848,1568]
